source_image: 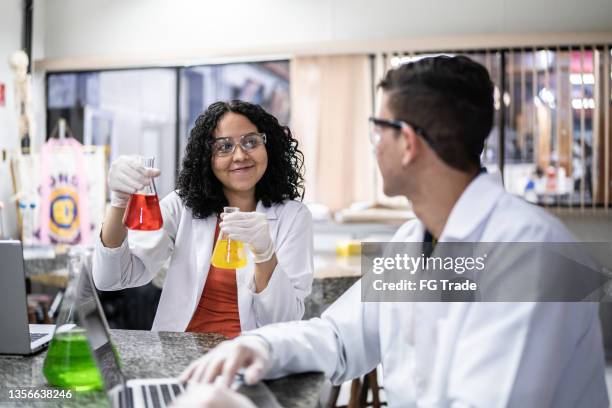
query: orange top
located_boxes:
[186,222,241,338]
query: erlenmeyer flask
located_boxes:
[123,156,163,230]
[43,246,103,391]
[211,207,248,269]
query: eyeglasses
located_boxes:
[368,117,432,148]
[212,132,267,157]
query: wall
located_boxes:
[31,0,612,190]
[0,0,23,239]
[37,0,612,69]
[31,0,612,151]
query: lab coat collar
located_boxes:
[256,200,278,220]
[439,173,505,241]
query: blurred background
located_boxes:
[1,1,611,232]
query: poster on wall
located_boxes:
[11,143,107,245]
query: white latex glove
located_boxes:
[170,382,255,408]
[219,212,274,263]
[108,155,161,208]
[178,336,272,387]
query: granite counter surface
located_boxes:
[0,329,324,407]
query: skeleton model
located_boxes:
[8,50,35,153]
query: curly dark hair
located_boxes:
[176,100,304,219]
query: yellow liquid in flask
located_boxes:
[211,239,247,269]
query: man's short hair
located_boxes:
[378,56,494,172]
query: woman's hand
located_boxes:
[220,212,274,263]
[178,337,271,387]
[101,156,160,248]
[108,155,160,208]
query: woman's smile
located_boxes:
[229,164,255,174]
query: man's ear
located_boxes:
[400,125,421,167]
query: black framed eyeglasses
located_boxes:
[212,132,267,157]
[368,117,431,148]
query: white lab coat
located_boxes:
[249,173,608,407]
[92,191,313,332]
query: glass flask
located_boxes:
[43,246,103,392]
[123,156,163,231]
[211,207,248,269]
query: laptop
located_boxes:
[0,240,54,355]
[76,261,282,408]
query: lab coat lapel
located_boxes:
[193,215,217,309]
[439,173,505,242]
[257,201,279,242]
[235,202,279,330]
[234,203,279,287]
[420,303,471,406]
[236,201,278,284]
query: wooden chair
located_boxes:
[325,367,386,408]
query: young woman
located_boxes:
[92,100,313,338]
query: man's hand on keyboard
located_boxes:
[178,336,271,387]
[170,382,255,408]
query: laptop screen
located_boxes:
[75,265,126,394]
[0,240,33,354]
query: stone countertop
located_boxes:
[304,253,361,319]
[0,329,324,407]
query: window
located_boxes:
[178,61,290,163]
[46,60,291,200]
[47,68,177,197]
[385,46,612,208]
[504,47,611,208]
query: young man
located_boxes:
[176,56,608,407]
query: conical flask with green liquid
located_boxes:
[43,247,103,391]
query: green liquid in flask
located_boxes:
[43,329,103,392]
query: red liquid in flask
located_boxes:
[123,194,163,230]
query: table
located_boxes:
[0,330,324,407]
[303,254,360,319]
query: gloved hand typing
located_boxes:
[220,212,274,263]
[108,155,161,208]
[178,336,272,387]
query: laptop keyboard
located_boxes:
[30,332,48,343]
[117,383,185,408]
